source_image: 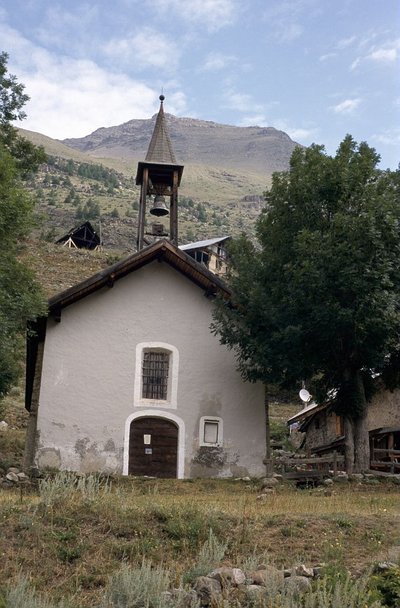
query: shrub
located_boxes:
[101,561,170,608]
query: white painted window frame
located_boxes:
[199,415,223,447]
[123,410,185,478]
[134,342,179,409]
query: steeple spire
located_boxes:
[135,95,184,251]
[145,95,177,164]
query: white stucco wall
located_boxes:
[35,260,266,478]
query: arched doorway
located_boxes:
[128,417,178,478]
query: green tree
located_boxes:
[0,52,46,398]
[212,136,400,473]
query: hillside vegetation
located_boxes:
[19,113,300,251]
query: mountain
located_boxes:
[18,116,301,251]
[62,114,300,175]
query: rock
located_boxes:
[375,562,398,571]
[29,467,42,479]
[0,421,8,431]
[334,472,349,482]
[7,467,20,475]
[323,478,334,486]
[313,566,324,578]
[294,564,314,578]
[245,585,267,600]
[5,472,19,483]
[349,473,364,481]
[193,576,222,606]
[283,569,292,578]
[261,477,279,489]
[284,576,312,594]
[248,566,284,588]
[273,474,283,481]
[209,567,245,586]
[17,472,29,482]
[257,494,268,501]
[241,476,251,482]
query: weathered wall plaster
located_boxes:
[35,261,265,477]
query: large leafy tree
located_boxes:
[212,136,400,472]
[0,52,46,399]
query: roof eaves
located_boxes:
[47,240,231,314]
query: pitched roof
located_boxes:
[25,240,231,410]
[135,96,184,186]
[287,402,328,425]
[179,236,230,251]
[145,96,177,164]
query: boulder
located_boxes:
[261,477,279,489]
[248,566,284,588]
[209,566,245,586]
[5,472,19,483]
[284,575,312,594]
[294,564,314,578]
[193,576,222,606]
[0,421,8,431]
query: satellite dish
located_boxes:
[299,388,311,403]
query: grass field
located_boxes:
[0,474,399,607]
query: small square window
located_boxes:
[199,416,223,447]
[204,421,219,444]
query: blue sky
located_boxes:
[1,0,399,169]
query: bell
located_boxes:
[150,195,169,217]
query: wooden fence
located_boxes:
[275,452,345,481]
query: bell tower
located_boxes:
[135,95,184,251]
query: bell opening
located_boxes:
[150,195,169,217]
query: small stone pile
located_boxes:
[1,466,30,487]
[183,563,324,607]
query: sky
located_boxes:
[1,0,399,169]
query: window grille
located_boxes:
[142,351,169,400]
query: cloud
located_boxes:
[367,46,398,62]
[330,98,361,114]
[261,0,319,43]
[273,119,318,143]
[224,90,264,114]
[336,35,356,49]
[0,23,186,139]
[201,52,236,71]
[319,52,337,62]
[371,128,400,146]
[104,27,180,71]
[151,0,239,32]
[350,38,399,70]
[237,114,268,127]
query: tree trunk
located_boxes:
[343,370,370,473]
[264,385,273,477]
[353,409,370,472]
[343,417,355,474]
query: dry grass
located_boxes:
[0,477,399,607]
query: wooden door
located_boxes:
[128,417,178,478]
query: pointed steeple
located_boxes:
[145,95,177,164]
[135,95,184,251]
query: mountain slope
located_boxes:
[63,114,300,175]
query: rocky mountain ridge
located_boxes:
[63,113,300,175]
